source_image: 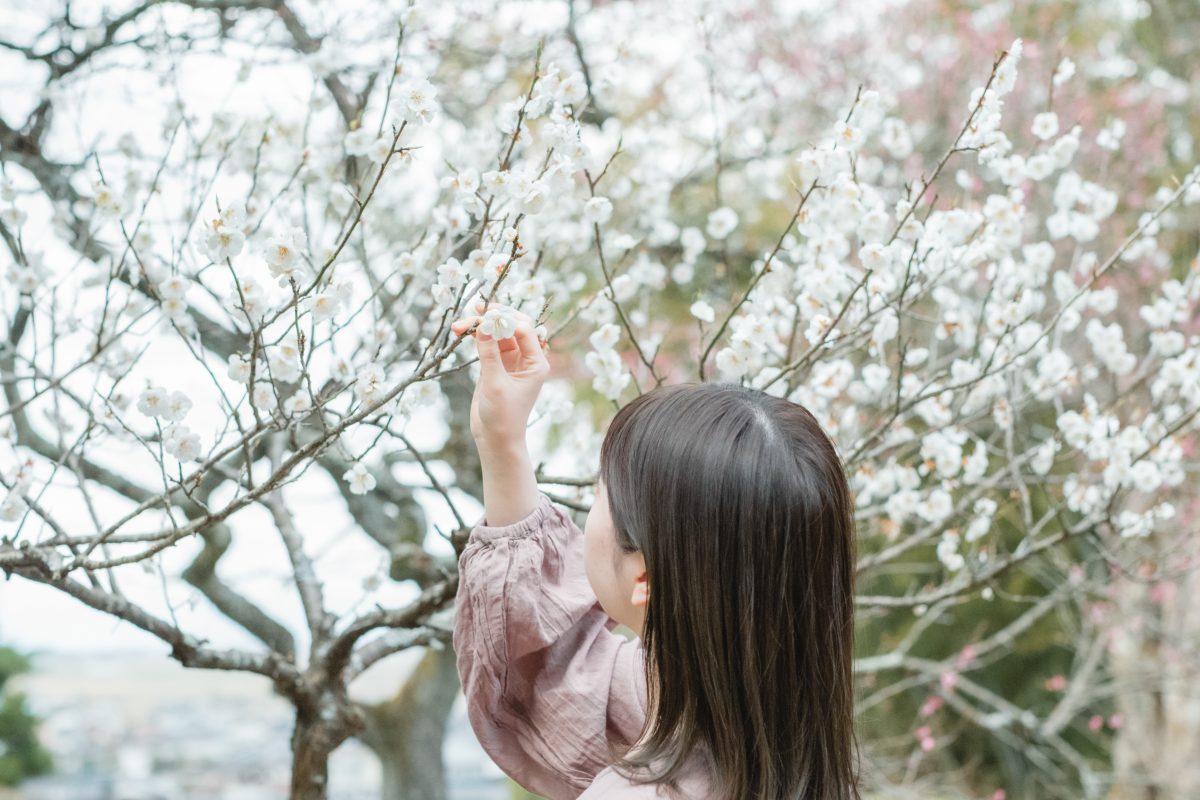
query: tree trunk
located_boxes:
[291,712,336,800]
[291,695,360,800]
[359,646,462,800]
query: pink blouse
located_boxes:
[453,490,713,799]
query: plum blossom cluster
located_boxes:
[202,205,251,262]
[584,323,630,401]
[137,385,203,461]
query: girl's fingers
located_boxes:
[510,319,548,364]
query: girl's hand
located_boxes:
[450,299,550,451]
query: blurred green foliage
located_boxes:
[0,647,52,786]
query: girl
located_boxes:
[450,300,861,799]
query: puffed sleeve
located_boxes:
[453,490,648,800]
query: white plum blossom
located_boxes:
[1025,154,1055,181]
[833,121,864,150]
[478,308,518,339]
[0,493,27,522]
[795,148,827,185]
[343,462,377,495]
[481,169,508,195]
[1096,119,1127,151]
[91,178,125,217]
[511,276,545,307]
[137,386,168,417]
[705,207,738,240]
[395,251,420,276]
[307,288,344,321]
[520,180,550,215]
[163,424,202,461]
[1052,57,1076,86]
[583,196,613,224]
[690,300,715,323]
[1031,112,1059,141]
[158,275,189,301]
[395,75,439,124]
[965,498,998,542]
[1049,126,1081,168]
[161,391,193,422]
[715,345,754,379]
[804,314,839,346]
[227,353,253,383]
[589,323,621,352]
[355,363,388,406]
[264,227,309,282]
[436,257,469,287]
[252,383,276,411]
[284,392,312,415]
[555,71,587,105]
[202,205,247,261]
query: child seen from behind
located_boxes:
[450,300,862,800]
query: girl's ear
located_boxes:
[630,565,650,608]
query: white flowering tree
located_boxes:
[2,1,1199,798]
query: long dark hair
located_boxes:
[598,381,861,800]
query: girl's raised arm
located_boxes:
[450,299,547,527]
[449,301,647,799]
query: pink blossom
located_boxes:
[956,645,978,668]
[1149,581,1176,604]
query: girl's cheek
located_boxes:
[582,527,601,596]
[582,527,615,615]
